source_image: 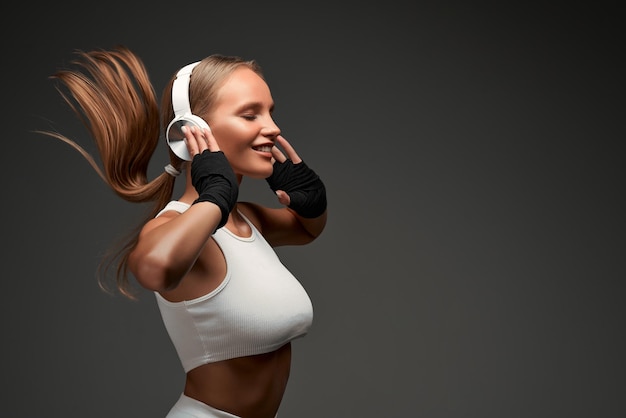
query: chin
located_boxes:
[255,168,274,179]
[241,165,274,179]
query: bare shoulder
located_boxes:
[236,201,318,247]
[236,201,293,236]
[139,209,180,236]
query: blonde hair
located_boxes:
[39,45,262,299]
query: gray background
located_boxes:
[2,1,624,417]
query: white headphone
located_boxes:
[165,61,210,161]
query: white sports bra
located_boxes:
[154,201,313,372]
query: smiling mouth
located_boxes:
[253,145,273,153]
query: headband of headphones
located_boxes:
[171,61,200,117]
[166,61,209,161]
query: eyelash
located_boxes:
[242,114,257,121]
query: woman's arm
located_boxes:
[128,202,222,292]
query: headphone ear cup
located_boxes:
[166,114,211,161]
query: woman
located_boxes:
[42,46,327,417]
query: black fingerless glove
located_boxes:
[266,159,327,218]
[191,150,239,230]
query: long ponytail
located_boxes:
[39,46,264,299]
[39,46,181,299]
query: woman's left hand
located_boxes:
[270,135,301,206]
[267,135,327,218]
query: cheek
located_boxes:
[218,136,251,156]
[211,121,252,150]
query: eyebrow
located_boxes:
[236,101,275,113]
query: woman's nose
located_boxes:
[262,117,281,137]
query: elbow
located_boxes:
[302,210,328,242]
[129,250,184,292]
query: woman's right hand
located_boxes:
[184,125,239,231]
[182,125,220,155]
